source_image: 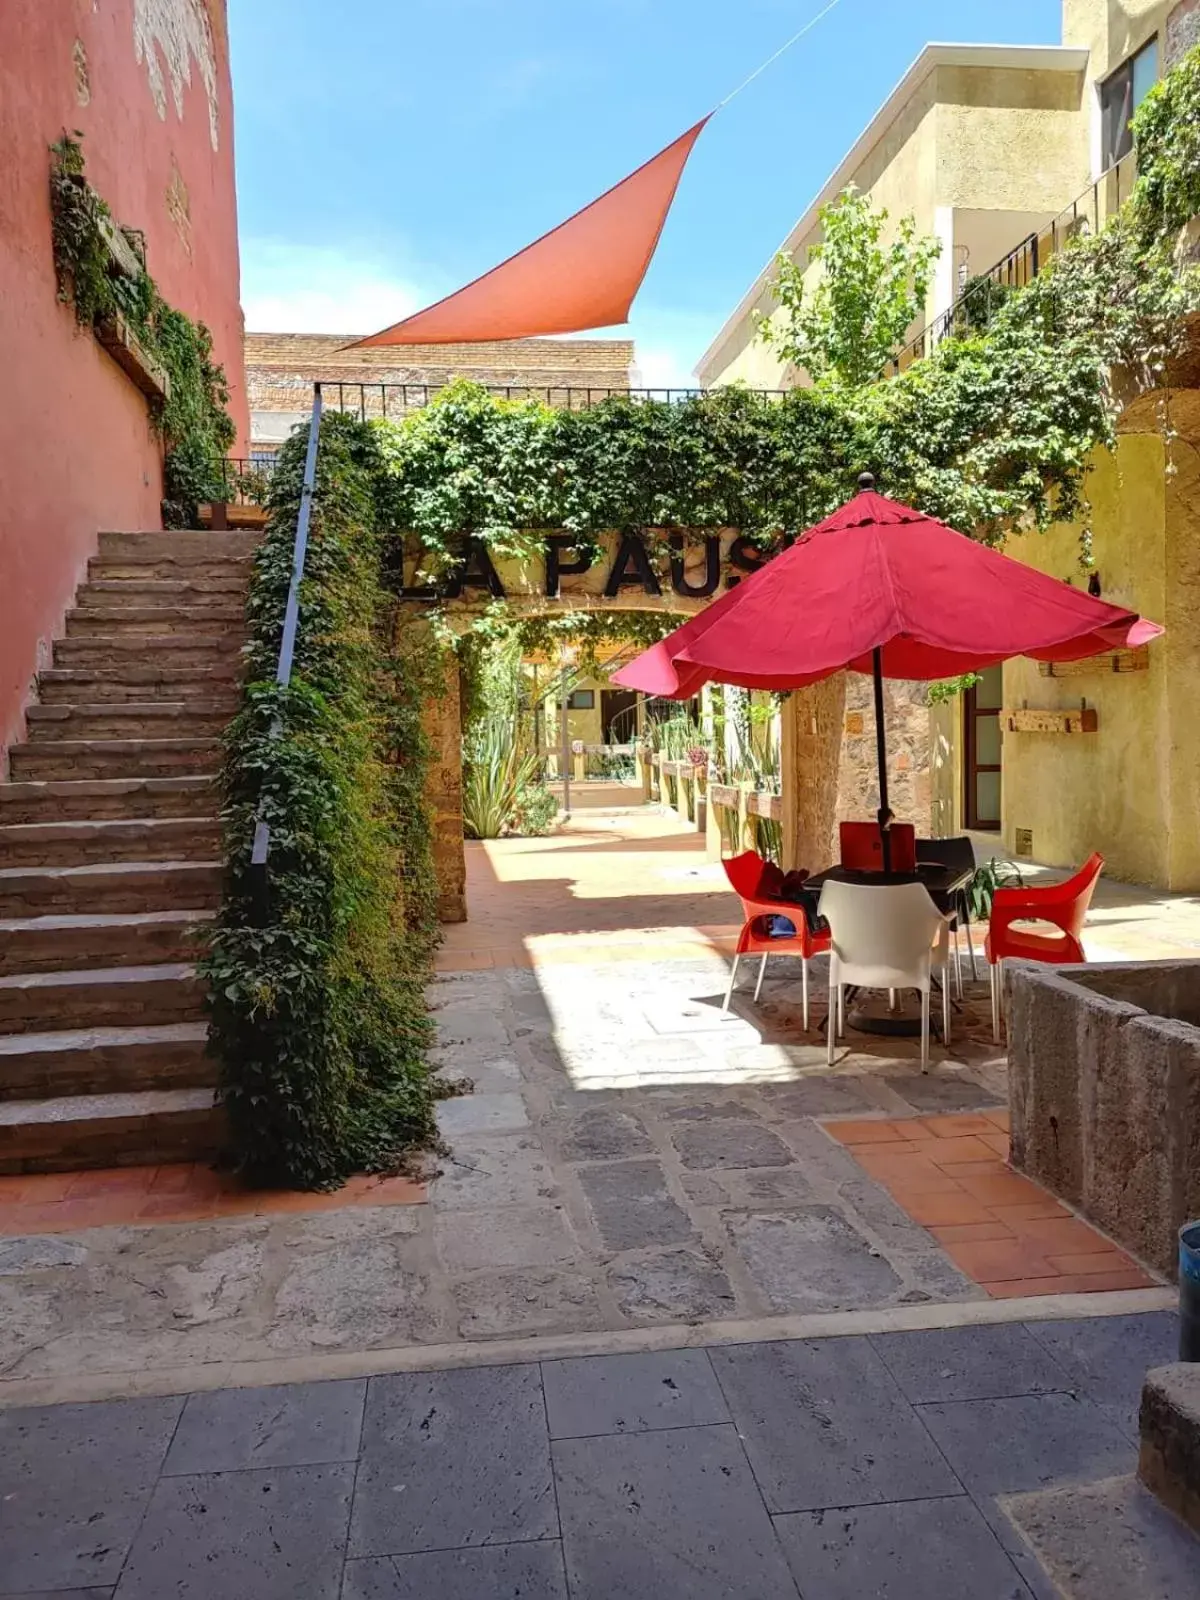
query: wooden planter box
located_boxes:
[1004,707,1098,735]
[1037,648,1148,678]
[708,783,740,811]
[746,791,782,820]
[95,313,170,402]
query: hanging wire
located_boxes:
[715,0,848,110]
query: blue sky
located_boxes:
[230,0,1062,384]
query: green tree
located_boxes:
[757,185,941,388]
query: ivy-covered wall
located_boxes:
[0,0,245,754]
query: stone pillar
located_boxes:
[781,675,847,870]
[420,649,467,923]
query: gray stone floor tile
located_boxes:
[773,1497,1032,1599]
[1025,1312,1181,1438]
[163,1379,366,1475]
[608,1247,738,1323]
[577,1160,695,1249]
[541,1350,729,1438]
[709,1338,962,1513]
[0,1397,182,1592]
[725,1208,903,1313]
[113,1463,353,1599]
[915,1391,1135,1495]
[671,1120,794,1170]
[4,1592,114,1599]
[879,1072,1002,1111]
[434,1204,576,1271]
[553,1424,799,1600]
[435,1092,529,1137]
[870,1324,1072,1404]
[754,1078,877,1118]
[342,1543,568,1599]
[349,1365,556,1556]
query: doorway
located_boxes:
[601,688,639,744]
[964,664,1002,830]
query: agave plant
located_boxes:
[966,856,1024,921]
[461,713,539,839]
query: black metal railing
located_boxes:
[318,381,789,421]
[250,383,323,876]
[210,456,277,506]
[886,149,1138,376]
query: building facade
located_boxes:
[0,0,247,755]
[698,0,1200,888]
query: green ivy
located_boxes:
[201,413,438,1189]
[1131,44,1200,237]
[49,133,235,528]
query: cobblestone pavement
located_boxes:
[0,811,1173,1395]
[2,1312,1194,1599]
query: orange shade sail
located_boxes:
[350,118,710,347]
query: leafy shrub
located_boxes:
[201,412,438,1189]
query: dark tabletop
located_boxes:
[805,862,975,899]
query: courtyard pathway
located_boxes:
[0,809,1177,1410]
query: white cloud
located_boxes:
[240,239,433,336]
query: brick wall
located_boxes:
[246,333,636,446]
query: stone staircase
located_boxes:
[0,531,257,1172]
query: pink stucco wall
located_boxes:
[0,0,247,756]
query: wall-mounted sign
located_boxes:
[400,530,791,609]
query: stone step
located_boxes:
[37,666,241,704]
[0,817,220,869]
[98,530,259,560]
[0,909,210,976]
[0,966,207,1039]
[89,557,253,584]
[54,634,244,670]
[9,737,220,780]
[0,776,216,825]
[1139,1365,1200,1535]
[79,576,249,604]
[0,859,222,918]
[0,1085,223,1173]
[65,605,247,637]
[25,701,235,742]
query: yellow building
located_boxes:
[700,0,1200,889]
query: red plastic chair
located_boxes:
[985,852,1104,1042]
[722,851,831,1029]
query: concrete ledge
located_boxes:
[1139,1362,1200,1534]
[0,1284,1174,1409]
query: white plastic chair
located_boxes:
[818,880,953,1072]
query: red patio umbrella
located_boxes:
[612,475,1162,863]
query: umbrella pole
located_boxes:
[872,647,892,873]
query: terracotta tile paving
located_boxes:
[435,815,744,971]
[825,1110,1157,1298]
[0,1163,426,1235]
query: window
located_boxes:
[567,689,595,710]
[1100,36,1159,170]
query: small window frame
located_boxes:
[567,688,595,711]
[1099,35,1159,172]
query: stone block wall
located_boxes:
[1008,959,1200,1276]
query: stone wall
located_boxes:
[836,677,932,838]
[419,650,467,924]
[1007,959,1200,1276]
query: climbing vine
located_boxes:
[49,133,235,527]
[201,412,438,1190]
